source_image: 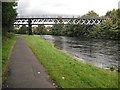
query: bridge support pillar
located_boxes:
[28,19,32,35]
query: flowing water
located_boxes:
[41,35,120,69]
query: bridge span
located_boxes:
[14,17,105,25]
[14,16,105,35]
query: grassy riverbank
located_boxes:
[2,34,17,82]
[23,35,118,88]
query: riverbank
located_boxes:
[41,35,119,71]
[23,35,118,88]
[2,34,17,82]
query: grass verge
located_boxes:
[2,34,17,82]
[23,35,119,88]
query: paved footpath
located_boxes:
[3,36,56,88]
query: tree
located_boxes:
[46,10,119,40]
[117,9,120,29]
[34,25,47,35]
[18,25,28,34]
[105,9,120,39]
[76,10,99,38]
[105,9,118,24]
[45,26,52,34]
[51,18,64,36]
[2,2,17,35]
[82,10,99,17]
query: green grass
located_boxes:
[23,35,119,88]
[2,34,17,83]
[2,35,17,71]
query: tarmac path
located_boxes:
[3,36,56,88]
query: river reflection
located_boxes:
[41,35,120,68]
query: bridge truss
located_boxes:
[14,16,105,35]
[14,17,104,25]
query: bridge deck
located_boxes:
[14,17,105,25]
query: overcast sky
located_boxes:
[17,0,120,17]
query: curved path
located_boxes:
[3,36,56,88]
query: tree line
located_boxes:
[1,1,120,40]
[14,9,120,40]
[47,10,120,40]
[18,9,119,40]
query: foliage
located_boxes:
[31,9,119,40]
[33,25,47,35]
[2,2,17,83]
[105,9,118,24]
[2,2,17,35]
[50,24,63,35]
[17,25,28,34]
[2,34,16,69]
[48,20,64,36]
[2,34,17,83]
[47,9,119,40]
[82,10,99,17]
[23,35,118,88]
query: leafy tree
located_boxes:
[105,9,118,24]
[45,26,52,34]
[51,18,64,36]
[34,25,47,35]
[105,9,120,39]
[48,10,119,40]
[64,24,74,37]
[17,25,28,34]
[117,9,120,29]
[82,10,99,17]
[2,2,17,35]
[77,10,99,38]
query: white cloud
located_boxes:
[17,0,119,17]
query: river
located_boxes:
[41,35,120,69]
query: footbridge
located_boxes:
[14,16,105,25]
[14,15,105,34]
